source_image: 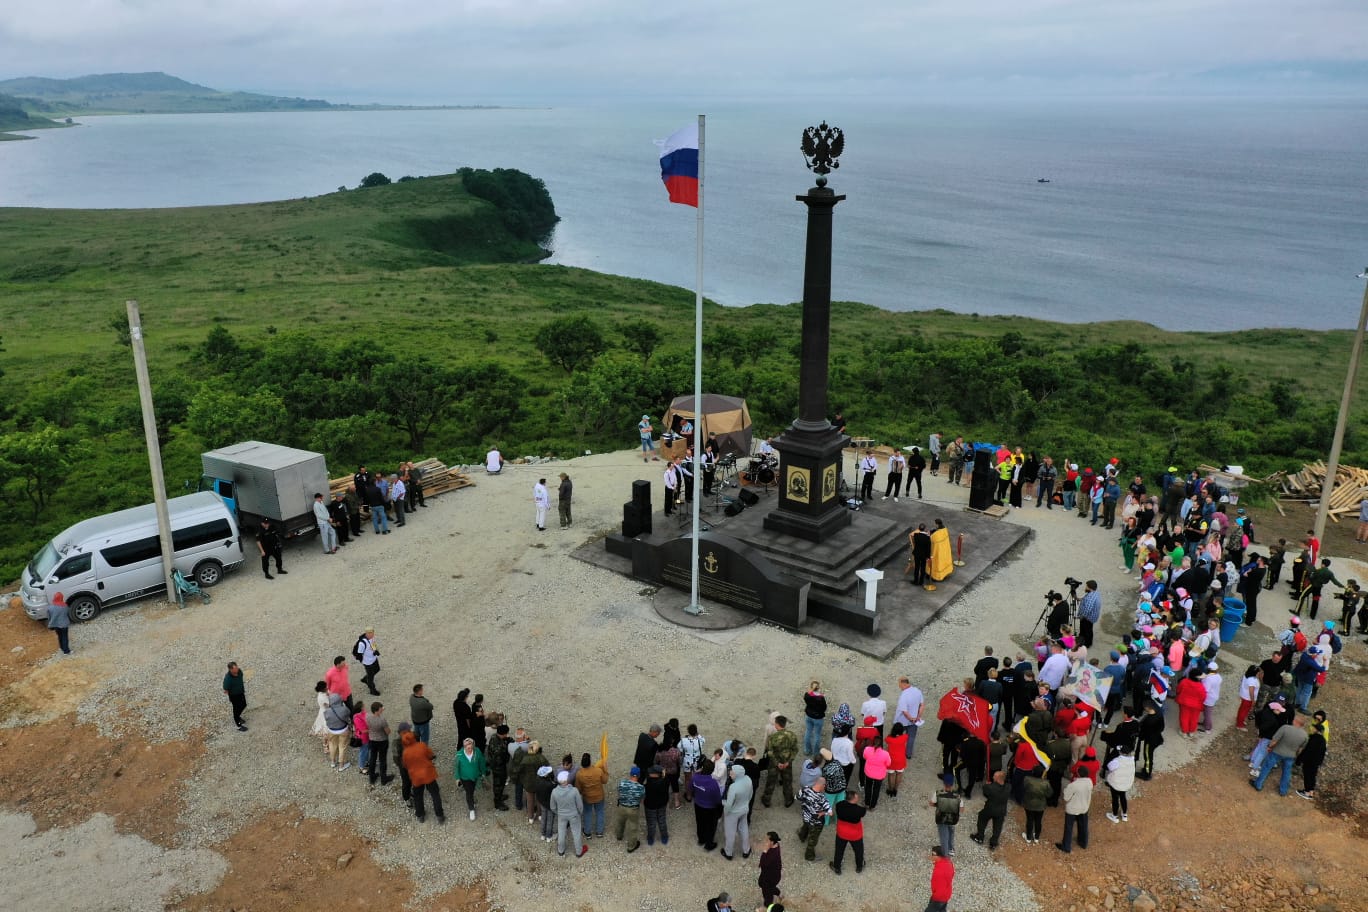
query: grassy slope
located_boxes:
[0,174,1364,581]
[0,175,681,454]
[0,176,1362,417]
[0,91,66,137]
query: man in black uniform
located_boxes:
[1306,558,1344,620]
[256,517,287,580]
[328,492,351,545]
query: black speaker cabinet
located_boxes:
[632,479,652,511]
[738,489,760,507]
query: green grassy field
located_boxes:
[0,171,1363,579]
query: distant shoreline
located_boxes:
[56,104,514,116]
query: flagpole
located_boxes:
[686,113,706,616]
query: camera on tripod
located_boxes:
[1064,576,1082,590]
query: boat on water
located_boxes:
[1036,178,1051,183]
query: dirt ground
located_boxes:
[0,602,489,912]
[175,809,488,912]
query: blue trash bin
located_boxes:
[1220,597,1247,644]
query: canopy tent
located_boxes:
[661,394,753,460]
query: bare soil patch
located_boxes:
[173,808,488,912]
[0,597,57,705]
[0,712,203,847]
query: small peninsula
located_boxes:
[0,71,492,137]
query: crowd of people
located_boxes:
[288,633,970,910]
[244,438,1361,911]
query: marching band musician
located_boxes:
[664,458,681,515]
[681,448,695,503]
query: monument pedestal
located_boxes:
[763,424,851,542]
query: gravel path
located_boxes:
[16,451,1293,910]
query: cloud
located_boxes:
[1,0,1366,100]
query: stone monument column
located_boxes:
[764,122,852,543]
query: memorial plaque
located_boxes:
[786,465,811,504]
[631,531,809,628]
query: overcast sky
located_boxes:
[2,0,1366,103]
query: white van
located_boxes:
[20,492,244,623]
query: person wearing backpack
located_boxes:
[929,773,963,857]
[354,629,380,696]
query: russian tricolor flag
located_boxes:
[658,123,699,207]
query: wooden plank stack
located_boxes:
[328,457,474,500]
[1274,460,1368,522]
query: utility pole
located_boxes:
[1312,270,1368,547]
[127,300,177,602]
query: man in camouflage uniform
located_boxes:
[945,436,966,486]
[761,715,799,808]
[795,775,832,861]
[485,723,512,811]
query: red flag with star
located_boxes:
[938,687,992,745]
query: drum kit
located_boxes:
[741,454,778,490]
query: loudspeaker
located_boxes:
[622,502,652,538]
[724,501,745,517]
[632,480,651,511]
[968,483,994,511]
[622,503,643,538]
[969,446,997,510]
[738,489,760,507]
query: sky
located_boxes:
[2,0,1367,103]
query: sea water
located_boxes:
[1,97,1364,329]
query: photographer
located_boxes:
[1077,580,1101,649]
[1045,592,1071,640]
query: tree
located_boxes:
[739,326,780,366]
[372,356,459,451]
[452,362,523,440]
[359,172,392,188]
[620,319,662,366]
[534,315,607,374]
[109,311,130,347]
[558,352,647,438]
[199,325,244,374]
[307,413,390,467]
[186,384,288,450]
[22,375,94,429]
[0,425,78,519]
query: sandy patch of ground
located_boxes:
[174,808,488,912]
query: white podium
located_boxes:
[855,568,884,617]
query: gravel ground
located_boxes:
[0,811,226,911]
[10,451,1298,911]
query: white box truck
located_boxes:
[200,441,330,540]
[20,491,243,622]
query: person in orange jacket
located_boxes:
[401,730,446,824]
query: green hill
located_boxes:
[0,71,462,116]
[0,91,65,138]
[0,168,1362,581]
